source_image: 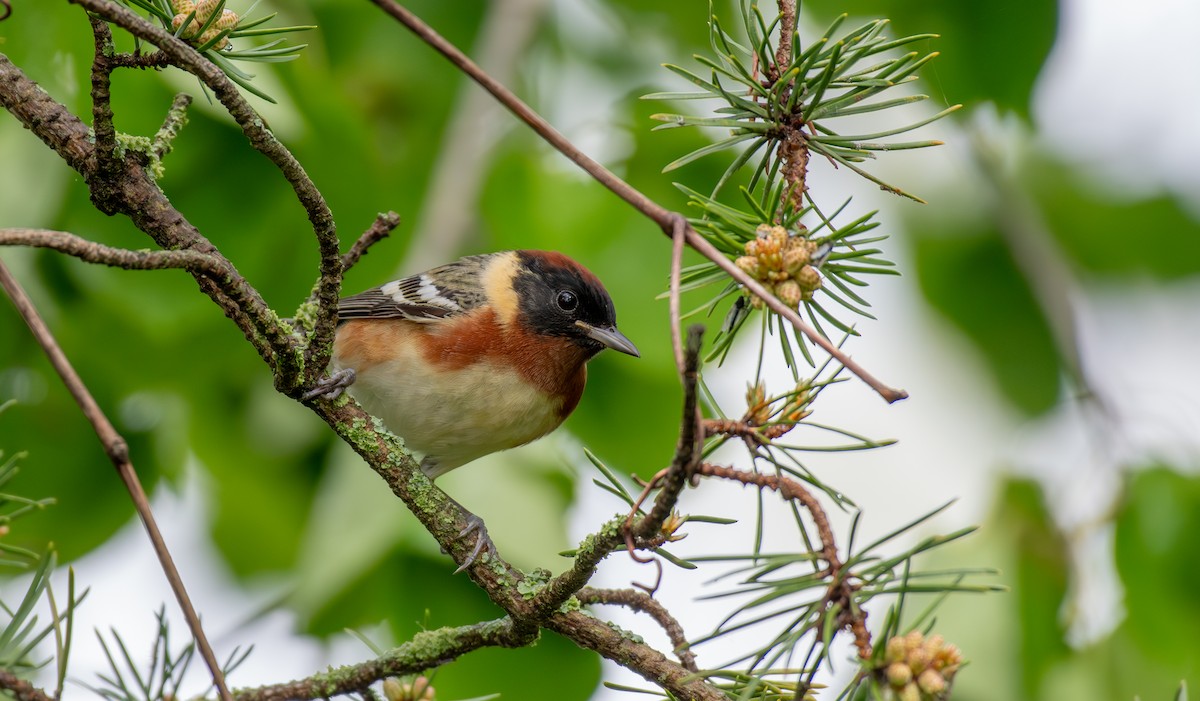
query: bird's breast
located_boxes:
[332,311,590,474]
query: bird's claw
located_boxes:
[454,514,497,574]
[302,368,356,401]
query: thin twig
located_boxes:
[401,0,549,273]
[342,211,402,272]
[152,93,192,161]
[0,261,233,701]
[698,462,836,568]
[366,0,907,404]
[637,326,705,540]
[578,587,698,672]
[668,213,687,377]
[696,461,872,659]
[1,228,223,273]
[0,229,277,335]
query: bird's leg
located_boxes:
[301,368,356,401]
[454,511,498,574]
[420,459,498,573]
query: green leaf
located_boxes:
[1115,469,1200,669]
[1032,163,1200,278]
[1003,479,1070,697]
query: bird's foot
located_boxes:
[301,368,356,401]
[454,514,498,574]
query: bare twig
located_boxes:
[0,261,233,701]
[402,0,549,273]
[668,213,687,377]
[342,212,402,273]
[698,463,835,569]
[1,228,222,273]
[577,587,698,672]
[152,93,193,162]
[696,461,871,658]
[637,326,705,539]
[366,0,907,404]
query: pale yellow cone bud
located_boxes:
[783,244,810,276]
[195,0,220,20]
[382,679,405,701]
[886,661,912,687]
[215,8,239,30]
[776,279,802,308]
[917,669,946,696]
[735,255,760,278]
[795,264,821,291]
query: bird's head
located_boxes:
[512,250,640,359]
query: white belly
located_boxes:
[342,349,567,478]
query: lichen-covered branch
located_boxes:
[544,612,724,701]
[0,228,222,274]
[152,93,192,162]
[0,50,286,368]
[233,618,532,701]
[577,587,697,672]
[68,0,340,392]
[0,670,53,701]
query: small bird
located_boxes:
[307,250,639,569]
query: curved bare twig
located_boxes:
[365,0,907,404]
[0,261,233,701]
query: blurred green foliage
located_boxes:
[2,0,1199,699]
[933,473,1199,701]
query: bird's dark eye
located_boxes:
[556,290,579,312]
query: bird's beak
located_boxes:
[575,321,640,358]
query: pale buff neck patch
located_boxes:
[481,251,521,327]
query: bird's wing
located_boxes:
[338,255,493,322]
